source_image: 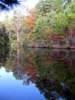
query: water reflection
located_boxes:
[0,48,75,100]
[0,67,45,100]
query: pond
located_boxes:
[0,48,75,100]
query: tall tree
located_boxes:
[24,8,37,37]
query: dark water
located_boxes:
[0,48,75,100]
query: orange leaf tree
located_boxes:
[24,8,37,37]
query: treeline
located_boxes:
[0,0,75,48]
[24,0,75,48]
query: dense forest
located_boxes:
[0,0,75,48]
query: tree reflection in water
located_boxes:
[0,48,75,100]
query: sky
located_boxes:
[0,0,39,21]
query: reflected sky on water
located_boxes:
[0,67,45,100]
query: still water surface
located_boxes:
[0,48,75,100]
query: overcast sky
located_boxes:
[0,0,39,21]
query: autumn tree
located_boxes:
[24,8,37,38]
